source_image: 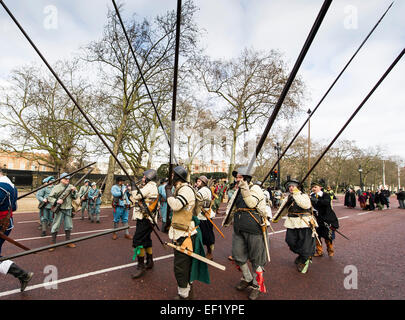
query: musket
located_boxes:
[0,226,129,262]
[299,48,405,188]
[261,2,394,184]
[165,242,226,271]
[0,1,164,245]
[111,0,178,166]
[223,0,332,227]
[17,162,96,200]
[0,231,31,251]
[51,168,94,215]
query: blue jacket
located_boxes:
[36,186,54,209]
[0,182,17,212]
[111,184,130,207]
[88,188,102,205]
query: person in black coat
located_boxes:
[344,188,356,208]
[310,181,339,257]
[365,189,375,210]
[374,189,387,210]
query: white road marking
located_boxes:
[0,254,174,298]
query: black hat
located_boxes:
[173,166,188,182]
[116,176,125,183]
[284,178,300,189]
[311,180,324,188]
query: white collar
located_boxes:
[0,176,14,188]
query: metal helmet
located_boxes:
[198,175,208,186]
[284,178,300,190]
[173,166,188,182]
[144,169,157,181]
[232,166,252,178]
[60,172,71,180]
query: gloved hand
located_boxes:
[165,184,174,198]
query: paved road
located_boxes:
[1,196,404,301]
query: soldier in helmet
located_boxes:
[0,169,34,292]
[88,182,102,223]
[36,176,55,236]
[165,166,209,300]
[195,175,215,260]
[47,172,78,251]
[78,179,91,220]
[272,178,318,274]
[130,169,159,279]
[222,167,268,300]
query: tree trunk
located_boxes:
[101,112,128,204]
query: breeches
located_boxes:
[232,229,267,270]
[51,209,73,233]
[113,206,129,223]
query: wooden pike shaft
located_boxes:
[0,231,31,251]
[165,242,226,271]
[0,226,129,262]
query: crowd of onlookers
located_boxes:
[344,187,405,211]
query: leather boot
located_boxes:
[326,239,334,256]
[41,221,47,237]
[96,214,100,223]
[145,253,154,270]
[65,230,76,248]
[314,241,323,257]
[48,232,57,252]
[7,263,34,292]
[131,256,146,279]
[112,222,118,240]
[124,223,133,240]
[248,285,261,300]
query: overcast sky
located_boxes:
[0,0,404,163]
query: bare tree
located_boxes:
[192,48,306,180]
[0,61,93,172]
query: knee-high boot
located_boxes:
[65,230,76,248]
[7,263,34,292]
[325,239,334,256]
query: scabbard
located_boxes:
[165,242,226,271]
[204,212,225,239]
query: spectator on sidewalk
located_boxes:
[395,189,405,209]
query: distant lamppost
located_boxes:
[358,165,363,191]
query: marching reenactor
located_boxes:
[78,179,91,220]
[0,169,34,292]
[88,182,102,223]
[272,178,318,274]
[222,167,268,300]
[195,175,215,260]
[47,173,78,251]
[36,176,55,236]
[165,166,209,300]
[111,177,132,240]
[130,169,159,279]
[310,181,339,257]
